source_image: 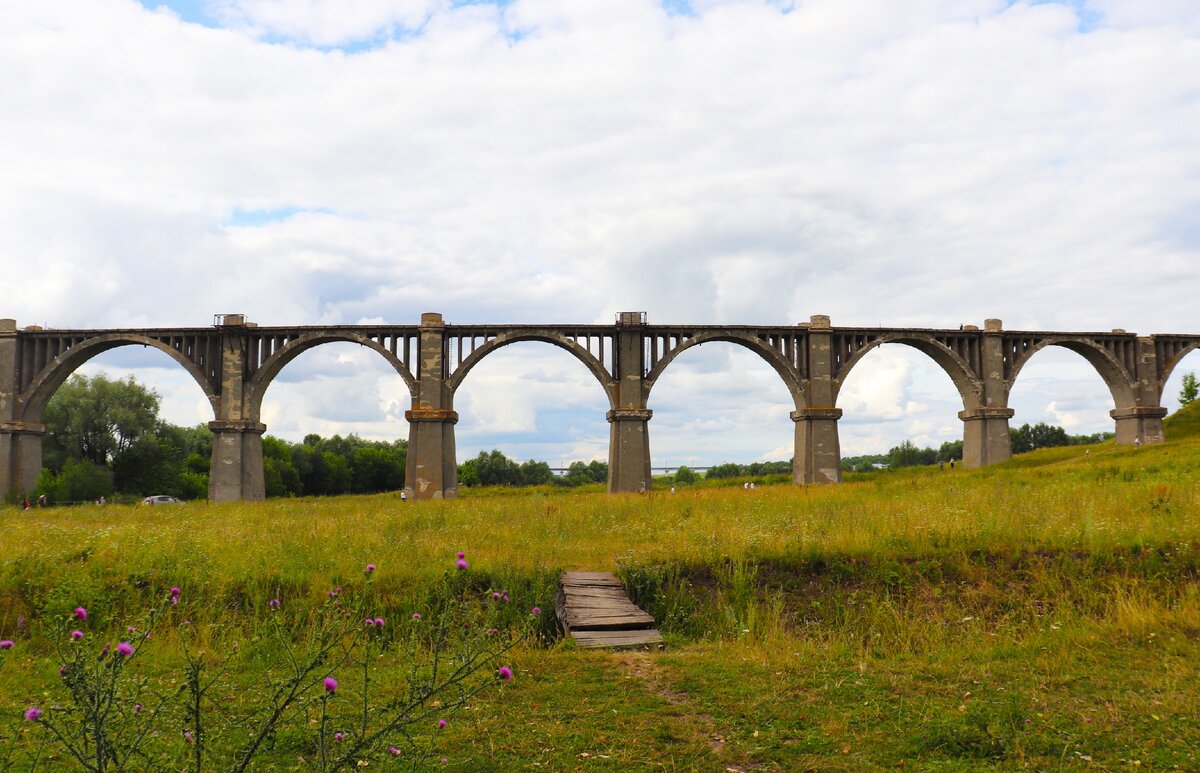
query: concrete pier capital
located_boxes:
[790,407,843,421]
[405,408,459,424]
[0,420,46,435]
[208,420,267,434]
[606,408,653,422]
[1109,406,1168,420]
[958,407,1015,422]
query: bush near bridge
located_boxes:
[2,400,1198,769]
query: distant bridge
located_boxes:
[3,313,1196,502]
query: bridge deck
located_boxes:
[555,571,663,649]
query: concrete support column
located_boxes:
[208,420,266,502]
[959,407,1015,467]
[607,313,652,493]
[0,319,42,502]
[1111,406,1168,446]
[790,408,843,483]
[962,318,1013,468]
[607,408,653,493]
[404,408,459,499]
[404,313,458,500]
[797,314,843,484]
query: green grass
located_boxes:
[2,427,1199,769]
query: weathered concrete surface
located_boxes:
[1,312,1196,503]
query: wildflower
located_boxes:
[441,758,448,764]
[455,558,468,571]
[117,641,134,657]
[71,630,84,640]
[24,707,41,721]
[531,607,541,616]
[498,666,513,681]
[99,643,110,658]
[0,640,14,649]
[387,747,400,756]
[268,598,281,609]
[373,617,385,627]
[133,703,143,715]
[184,730,195,745]
[58,665,66,676]
[171,596,179,606]
[492,592,501,600]
[365,618,376,627]
[411,613,421,621]
[74,607,88,621]
[438,719,447,729]
[170,586,181,598]
[127,626,138,633]
[324,677,338,693]
[365,563,376,574]
[335,732,345,741]
[457,551,465,559]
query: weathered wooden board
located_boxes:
[557,571,663,649]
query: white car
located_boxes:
[142,495,184,505]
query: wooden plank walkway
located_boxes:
[556,571,663,649]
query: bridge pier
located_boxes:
[960,407,1014,467]
[607,409,653,493]
[791,408,842,483]
[404,313,458,500]
[1111,406,1167,446]
[208,420,266,502]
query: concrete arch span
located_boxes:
[19,334,219,423]
[246,333,418,420]
[1157,341,1200,402]
[1007,339,1137,408]
[445,331,618,409]
[832,334,984,411]
[643,331,808,408]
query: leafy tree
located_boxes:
[1181,372,1198,406]
[936,440,963,462]
[43,374,160,469]
[674,465,697,485]
[886,440,936,468]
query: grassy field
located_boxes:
[1,405,1198,770]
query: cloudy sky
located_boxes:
[2,0,1198,467]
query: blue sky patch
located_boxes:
[224,206,332,227]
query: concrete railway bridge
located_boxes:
[2,313,1197,502]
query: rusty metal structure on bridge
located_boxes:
[2,313,1197,502]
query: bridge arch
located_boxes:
[1158,341,1200,403]
[19,334,219,422]
[1007,339,1136,408]
[833,334,983,411]
[643,332,807,407]
[445,332,618,408]
[246,333,418,419]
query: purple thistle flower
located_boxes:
[324,677,338,693]
[531,607,541,616]
[441,757,448,764]
[334,732,345,741]
[74,607,88,621]
[492,592,501,600]
[373,617,385,627]
[133,703,143,715]
[170,586,181,597]
[455,558,468,571]
[411,613,421,621]
[71,630,84,640]
[364,618,376,627]
[268,598,281,609]
[170,596,179,606]
[456,551,465,559]
[0,640,14,649]
[184,730,195,745]
[58,665,66,676]
[498,666,513,681]
[24,707,41,721]
[365,563,376,573]
[127,626,138,633]
[99,643,110,658]
[117,641,134,657]
[437,719,447,729]
[387,747,401,756]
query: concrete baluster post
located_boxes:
[960,318,1014,468]
[793,315,843,484]
[608,313,653,493]
[405,313,458,500]
[208,317,266,502]
[1111,336,1167,445]
[0,319,45,501]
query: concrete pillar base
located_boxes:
[960,407,1014,468]
[0,421,45,502]
[607,409,652,493]
[791,407,842,484]
[208,421,266,503]
[1111,406,1168,446]
[405,408,458,500]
